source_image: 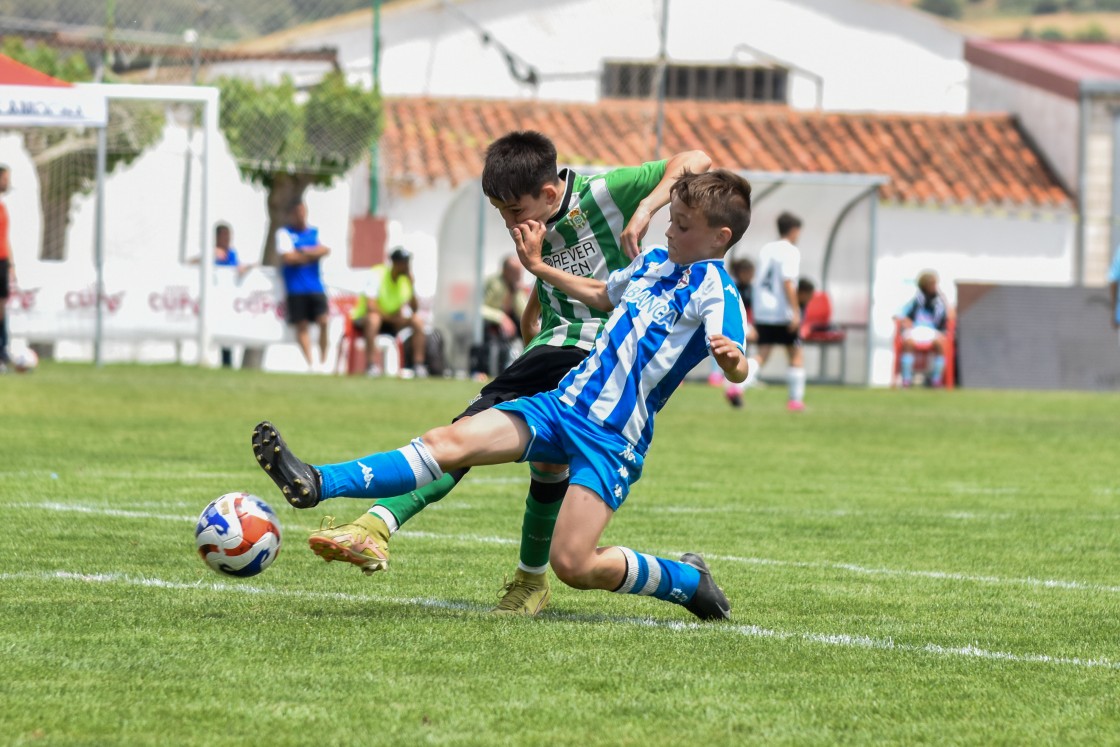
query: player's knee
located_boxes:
[419,424,465,466]
[549,546,595,589]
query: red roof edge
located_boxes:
[965,40,1080,101]
[0,53,73,88]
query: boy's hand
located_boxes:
[709,333,746,378]
[512,220,547,270]
[620,207,652,259]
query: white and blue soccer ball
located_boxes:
[195,492,282,577]
[9,346,38,373]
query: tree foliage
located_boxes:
[216,71,381,263]
[918,0,965,19]
[2,39,165,260]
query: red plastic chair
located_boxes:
[892,317,956,389]
[799,291,847,383]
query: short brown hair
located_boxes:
[670,170,753,247]
[481,131,558,202]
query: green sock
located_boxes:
[369,472,458,529]
[519,468,568,569]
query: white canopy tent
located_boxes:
[0,56,220,365]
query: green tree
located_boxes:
[216,71,381,265]
[2,39,164,260]
[1074,22,1110,40]
[917,0,964,18]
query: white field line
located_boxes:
[15,501,1119,593]
[1,569,1117,672]
[0,470,528,484]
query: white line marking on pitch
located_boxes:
[14,501,1117,593]
[1,569,1116,672]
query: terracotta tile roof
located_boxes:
[381,97,1071,209]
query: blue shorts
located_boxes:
[494,392,644,511]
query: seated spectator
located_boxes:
[474,254,531,377]
[896,270,952,387]
[482,254,530,345]
[353,247,427,378]
[729,258,755,322]
[796,277,815,319]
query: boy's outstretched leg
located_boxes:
[549,486,731,621]
[252,422,324,508]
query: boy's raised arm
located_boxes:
[512,220,613,312]
[620,150,711,258]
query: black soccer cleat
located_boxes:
[680,553,731,621]
[251,421,322,509]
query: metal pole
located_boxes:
[1076,89,1089,287]
[93,127,108,367]
[472,186,487,348]
[653,0,669,160]
[197,90,216,366]
[865,193,880,387]
[368,0,382,215]
[1111,109,1120,271]
[178,28,202,265]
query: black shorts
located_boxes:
[755,323,801,347]
[0,259,9,299]
[456,344,590,420]
[286,293,329,325]
[352,315,408,337]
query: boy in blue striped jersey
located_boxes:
[253,170,755,619]
[299,131,709,617]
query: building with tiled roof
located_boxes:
[379,97,1068,209]
[968,39,1120,286]
[361,94,1075,387]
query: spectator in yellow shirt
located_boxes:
[353,247,427,377]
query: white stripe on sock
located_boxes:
[617,547,640,594]
[638,553,662,596]
[370,505,399,534]
[397,438,443,486]
[529,467,570,484]
[517,562,548,575]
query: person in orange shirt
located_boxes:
[0,165,13,368]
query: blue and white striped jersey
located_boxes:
[556,246,748,453]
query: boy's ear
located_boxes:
[714,226,733,249]
[539,181,559,204]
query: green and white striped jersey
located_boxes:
[526,160,667,352]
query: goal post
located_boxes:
[87,83,221,367]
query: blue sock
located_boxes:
[901,352,915,383]
[614,548,701,606]
[316,439,442,500]
[930,355,945,384]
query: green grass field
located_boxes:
[2,364,1119,745]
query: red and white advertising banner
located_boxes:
[7,261,359,344]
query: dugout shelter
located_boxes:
[434,169,888,385]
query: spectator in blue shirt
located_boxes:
[276,202,331,372]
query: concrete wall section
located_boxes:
[968,67,1078,191]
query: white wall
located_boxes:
[871,204,1075,385]
[258,0,966,114]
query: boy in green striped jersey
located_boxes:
[306,131,710,614]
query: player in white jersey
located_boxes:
[730,211,806,411]
[252,170,756,620]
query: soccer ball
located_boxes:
[195,492,282,577]
[9,346,38,373]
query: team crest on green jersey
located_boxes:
[565,206,588,229]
